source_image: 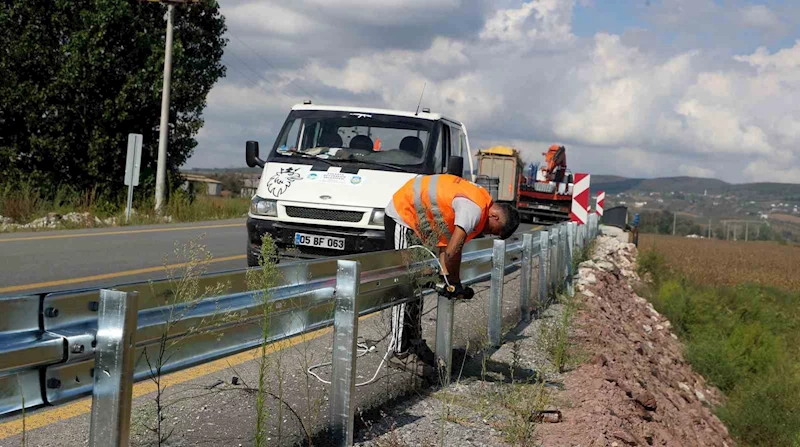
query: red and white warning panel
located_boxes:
[596,191,605,216]
[570,173,591,224]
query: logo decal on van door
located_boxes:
[267,167,302,197]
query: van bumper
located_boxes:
[247,217,386,259]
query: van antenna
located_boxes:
[414,82,427,116]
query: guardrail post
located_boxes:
[566,222,576,297]
[329,260,360,447]
[89,289,138,447]
[489,239,505,347]
[551,227,560,292]
[538,230,549,309]
[435,293,454,380]
[560,224,568,290]
[520,233,534,322]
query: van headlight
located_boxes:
[250,197,278,217]
[369,209,385,226]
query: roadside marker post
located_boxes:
[596,191,605,216]
[570,173,591,225]
[124,134,143,223]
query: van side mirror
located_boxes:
[447,156,464,177]
[246,141,265,168]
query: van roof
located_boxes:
[291,103,462,125]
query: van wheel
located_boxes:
[247,244,261,268]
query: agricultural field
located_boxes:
[637,234,800,446]
[639,234,800,291]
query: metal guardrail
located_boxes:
[0,215,600,446]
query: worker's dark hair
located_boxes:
[497,203,521,240]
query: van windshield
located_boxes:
[269,110,435,169]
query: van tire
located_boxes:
[247,249,260,268]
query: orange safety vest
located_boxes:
[392,174,493,247]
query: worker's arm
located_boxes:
[439,226,467,284]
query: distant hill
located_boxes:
[592,176,730,195]
[592,175,800,199]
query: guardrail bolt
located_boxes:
[71,343,85,354]
[44,307,59,318]
[46,378,61,389]
[88,301,99,312]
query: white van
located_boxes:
[245,103,475,265]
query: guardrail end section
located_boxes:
[89,289,138,447]
[330,260,361,446]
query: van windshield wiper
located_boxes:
[342,155,406,172]
[280,151,336,166]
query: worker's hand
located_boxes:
[441,282,475,300]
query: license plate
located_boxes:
[294,233,346,250]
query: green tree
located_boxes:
[0,0,226,198]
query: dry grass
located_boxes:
[770,213,800,224]
[639,234,800,290]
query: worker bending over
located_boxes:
[384,173,521,373]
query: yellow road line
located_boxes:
[0,313,378,440]
[0,223,243,243]
[0,255,247,294]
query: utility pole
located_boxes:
[745,222,749,242]
[734,225,737,241]
[154,3,175,214]
[672,212,677,236]
[708,219,712,239]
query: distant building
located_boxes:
[634,202,647,208]
[240,177,260,197]
[181,174,222,196]
[759,213,769,220]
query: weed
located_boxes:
[245,234,282,447]
[495,380,549,446]
[539,293,578,374]
[139,237,232,446]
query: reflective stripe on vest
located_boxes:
[412,175,452,240]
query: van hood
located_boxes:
[255,162,416,208]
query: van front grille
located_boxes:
[284,207,364,222]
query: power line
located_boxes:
[223,48,298,103]
[227,30,315,100]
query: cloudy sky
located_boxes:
[188,0,800,184]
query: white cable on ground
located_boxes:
[307,335,395,387]
[307,245,444,386]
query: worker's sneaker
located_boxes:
[387,351,437,379]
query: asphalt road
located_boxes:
[0,219,536,297]
[0,219,249,296]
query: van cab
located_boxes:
[245,103,475,266]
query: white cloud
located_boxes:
[738,4,783,30]
[679,164,716,178]
[480,0,576,45]
[744,160,800,183]
[189,0,800,185]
